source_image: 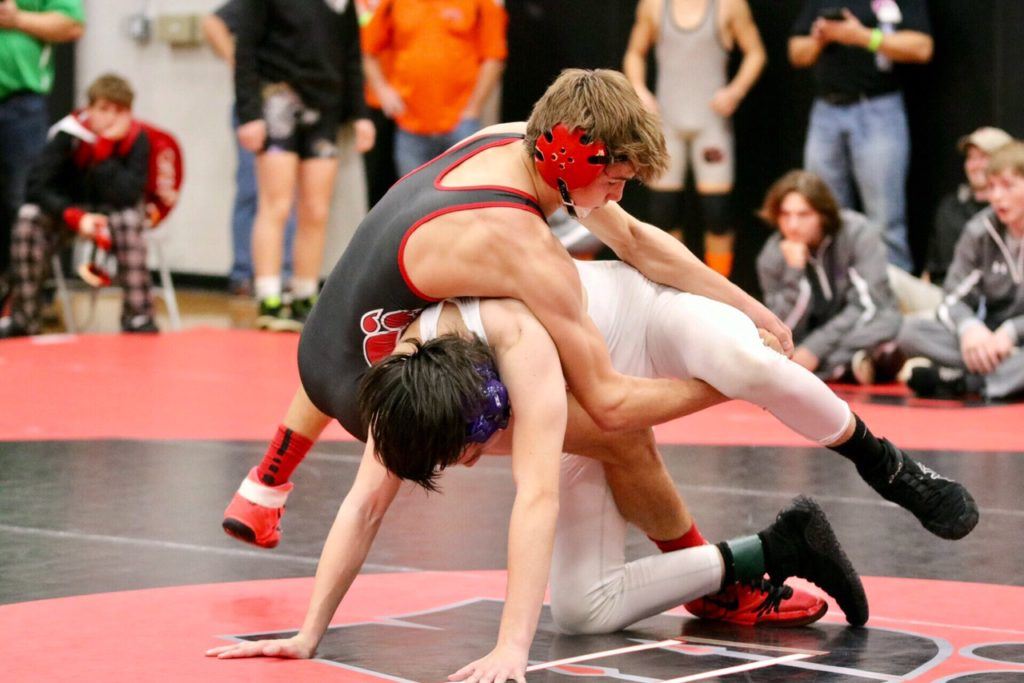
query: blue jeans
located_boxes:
[0,93,48,274]
[804,92,913,272]
[394,118,481,176]
[230,108,296,285]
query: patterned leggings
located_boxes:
[8,204,153,332]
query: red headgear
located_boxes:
[533,124,610,192]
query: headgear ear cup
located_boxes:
[533,124,609,191]
[464,362,511,444]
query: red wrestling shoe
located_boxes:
[221,467,294,548]
[685,580,827,627]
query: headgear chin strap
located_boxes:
[464,362,511,444]
[534,123,610,219]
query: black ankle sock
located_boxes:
[829,414,894,481]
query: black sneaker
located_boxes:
[122,315,159,334]
[0,316,29,339]
[256,296,285,331]
[906,363,980,399]
[758,496,868,626]
[271,295,316,333]
[862,441,979,540]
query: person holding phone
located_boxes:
[788,0,933,273]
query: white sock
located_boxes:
[290,278,318,300]
[254,276,282,301]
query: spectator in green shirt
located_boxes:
[0,0,84,281]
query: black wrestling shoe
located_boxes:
[758,496,868,626]
[861,440,979,540]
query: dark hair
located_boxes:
[358,334,497,492]
[86,73,135,108]
[759,170,842,237]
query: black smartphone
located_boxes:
[819,6,845,21]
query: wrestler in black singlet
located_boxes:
[298,134,543,440]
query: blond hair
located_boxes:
[86,73,134,108]
[525,69,668,183]
[988,140,1024,179]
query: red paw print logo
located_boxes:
[360,308,419,365]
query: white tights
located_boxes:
[549,453,724,634]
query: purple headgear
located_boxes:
[464,362,511,444]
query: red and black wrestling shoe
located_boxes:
[221,467,294,549]
[685,580,827,627]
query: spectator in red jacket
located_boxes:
[0,73,154,337]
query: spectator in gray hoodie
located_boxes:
[898,140,1024,400]
[757,170,902,384]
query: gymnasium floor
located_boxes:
[1,299,1023,682]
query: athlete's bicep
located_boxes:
[731,0,764,54]
[626,0,658,56]
[492,312,566,492]
[508,245,625,423]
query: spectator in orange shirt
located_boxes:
[362,0,507,175]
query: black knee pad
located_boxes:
[646,190,684,232]
[699,193,733,235]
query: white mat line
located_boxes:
[0,523,418,573]
[660,653,811,683]
[869,614,1024,636]
[526,639,682,672]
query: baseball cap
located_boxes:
[958,127,1013,154]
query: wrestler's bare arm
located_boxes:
[580,201,794,354]
[724,0,766,104]
[206,438,402,660]
[493,220,726,431]
[450,301,566,683]
[622,0,660,108]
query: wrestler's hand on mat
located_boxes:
[448,643,527,683]
[205,635,315,660]
[758,328,784,355]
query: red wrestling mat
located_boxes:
[3,572,1024,682]
[0,328,1020,450]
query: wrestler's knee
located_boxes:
[702,340,786,400]
[593,427,658,468]
[550,593,619,635]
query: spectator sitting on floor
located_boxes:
[929,127,1014,287]
[897,140,1024,401]
[757,169,902,385]
[0,73,154,338]
[887,126,1014,318]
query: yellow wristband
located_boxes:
[867,28,884,53]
